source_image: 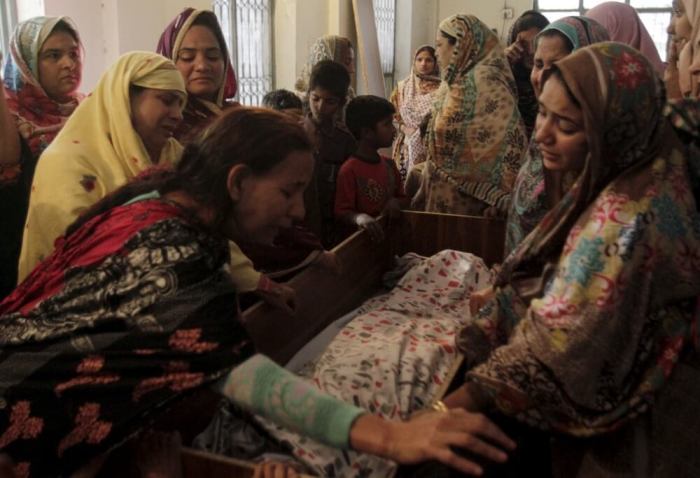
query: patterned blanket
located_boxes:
[256,250,492,477]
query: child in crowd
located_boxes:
[262,89,303,119]
[303,60,357,247]
[335,95,406,242]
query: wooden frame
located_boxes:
[183,211,505,476]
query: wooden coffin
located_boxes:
[180,211,505,477]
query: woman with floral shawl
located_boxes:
[156,8,238,144]
[0,17,84,300]
[448,42,700,476]
[418,14,527,217]
[505,16,609,254]
[390,45,441,181]
[17,52,186,282]
[0,107,515,477]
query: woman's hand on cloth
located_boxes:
[469,286,495,316]
[350,411,515,476]
[253,461,302,478]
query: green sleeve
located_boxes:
[219,354,365,449]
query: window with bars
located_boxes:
[534,0,672,60]
[213,0,273,106]
[372,0,396,94]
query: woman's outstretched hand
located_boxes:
[350,410,515,476]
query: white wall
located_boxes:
[40,0,533,95]
[44,0,211,91]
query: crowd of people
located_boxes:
[0,1,698,476]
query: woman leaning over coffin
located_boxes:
[447,42,700,476]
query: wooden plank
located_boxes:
[391,211,505,266]
[244,228,391,365]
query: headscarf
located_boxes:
[295,35,355,95]
[505,16,610,254]
[421,14,527,215]
[460,43,700,440]
[586,2,665,75]
[390,45,441,179]
[507,10,550,138]
[2,16,84,159]
[678,0,700,95]
[156,8,237,143]
[18,52,186,281]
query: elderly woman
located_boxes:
[505,16,609,253]
[448,42,700,476]
[0,16,84,299]
[0,107,514,477]
[17,52,186,281]
[157,8,238,145]
[415,14,527,217]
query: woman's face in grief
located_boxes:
[515,27,542,70]
[225,150,314,245]
[534,74,588,173]
[38,29,82,102]
[674,0,692,45]
[130,88,184,158]
[414,50,436,75]
[531,33,570,97]
[435,32,456,72]
[176,25,225,101]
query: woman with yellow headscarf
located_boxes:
[18,51,186,281]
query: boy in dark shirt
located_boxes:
[335,95,406,242]
[302,60,357,247]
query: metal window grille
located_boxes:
[0,0,18,62]
[213,0,273,106]
[372,0,396,93]
[533,0,672,61]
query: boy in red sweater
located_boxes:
[335,96,406,242]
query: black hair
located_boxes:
[190,11,229,57]
[440,30,457,46]
[345,95,395,140]
[508,10,550,45]
[536,29,574,54]
[262,89,303,111]
[544,67,580,108]
[49,19,80,43]
[415,45,436,60]
[66,107,312,236]
[308,59,351,100]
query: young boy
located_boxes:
[335,95,406,242]
[303,60,357,247]
[262,89,303,119]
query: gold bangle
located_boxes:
[431,400,448,413]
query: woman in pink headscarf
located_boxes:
[156,8,238,145]
[586,2,665,75]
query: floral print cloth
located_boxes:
[458,43,700,475]
[422,15,527,215]
[255,250,492,477]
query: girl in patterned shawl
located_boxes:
[0,16,84,300]
[156,8,238,145]
[17,52,186,282]
[0,107,515,477]
[448,42,700,476]
[416,14,527,217]
[504,16,609,254]
[390,45,441,181]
